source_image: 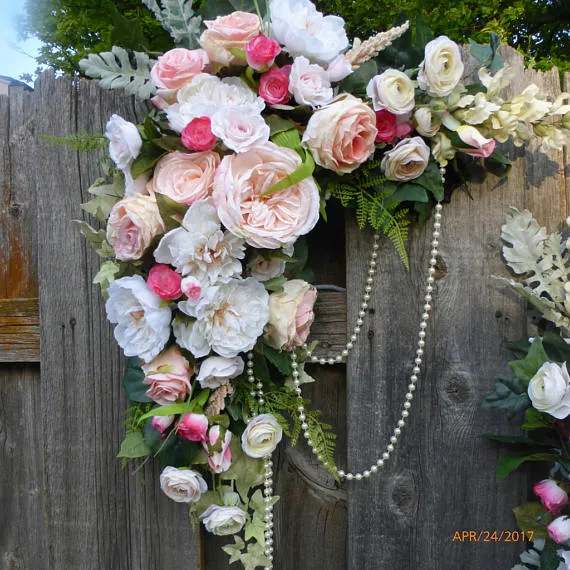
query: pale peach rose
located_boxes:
[142,345,192,405]
[151,150,220,205]
[456,125,496,158]
[265,279,317,350]
[151,48,209,91]
[302,95,377,174]
[212,142,320,249]
[107,194,164,261]
[381,136,430,181]
[199,11,260,67]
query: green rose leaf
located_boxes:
[130,142,166,178]
[390,183,429,204]
[521,408,556,431]
[93,260,121,298]
[512,502,551,539]
[154,191,189,231]
[541,538,565,570]
[78,222,115,258]
[480,376,530,414]
[263,276,287,291]
[137,402,195,424]
[496,452,560,480]
[509,338,550,387]
[123,356,152,403]
[117,430,150,459]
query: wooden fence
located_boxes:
[0,46,568,569]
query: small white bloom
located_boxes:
[270,0,348,65]
[366,70,415,115]
[200,505,247,535]
[241,413,283,458]
[154,198,245,284]
[418,36,464,97]
[510,84,552,123]
[196,355,245,389]
[160,466,208,503]
[105,275,172,363]
[478,65,515,98]
[247,253,286,282]
[414,107,440,137]
[454,92,500,125]
[289,56,334,108]
[105,114,142,171]
[210,107,270,153]
[528,362,570,419]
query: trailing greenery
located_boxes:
[39,131,107,151]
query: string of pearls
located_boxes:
[293,200,444,481]
[246,352,274,570]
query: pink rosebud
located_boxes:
[181,117,217,152]
[151,414,175,433]
[375,110,397,143]
[259,68,291,105]
[396,121,414,139]
[456,125,496,158]
[245,34,281,71]
[147,264,182,300]
[142,346,192,405]
[548,515,570,544]
[178,413,209,442]
[203,425,233,473]
[534,479,569,515]
[181,276,202,302]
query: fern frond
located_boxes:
[40,131,107,151]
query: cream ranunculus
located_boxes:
[366,70,415,115]
[160,466,208,503]
[414,107,441,137]
[431,132,456,166]
[302,94,377,174]
[196,355,245,389]
[418,36,464,97]
[528,362,570,419]
[241,413,283,458]
[381,136,430,181]
[200,505,247,535]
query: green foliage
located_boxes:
[541,538,565,570]
[495,452,564,480]
[117,430,151,458]
[154,191,189,231]
[508,338,549,387]
[512,502,551,539]
[143,0,202,48]
[481,376,530,414]
[81,173,124,223]
[123,356,152,403]
[40,131,107,151]
[521,408,556,432]
[77,221,115,257]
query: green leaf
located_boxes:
[390,183,429,203]
[468,34,504,71]
[481,376,530,414]
[522,408,556,431]
[123,356,152,403]
[130,142,166,178]
[154,191,189,231]
[229,47,246,60]
[261,148,315,196]
[481,434,551,446]
[509,338,550,387]
[220,438,265,501]
[138,402,194,424]
[263,276,287,291]
[194,490,220,516]
[543,327,570,363]
[541,538,565,570]
[252,351,271,384]
[271,127,302,149]
[78,222,115,257]
[265,115,297,137]
[284,236,309,279]
[239,541,272,570]
[496,452,560,480]
[338,59,377,96]
[221,535,246,565]
[93,260,121,296]
[194,389,210,408]
[258,343,292,376]
[117,430,150,459]
[413,15,434,50]
[513,502,551,539]
[413,161,445,201]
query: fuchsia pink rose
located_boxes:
[151,48,209,91]
[203,426,232,473]
[147,264,182,300]
[142,345,192,405]
[456,125,496,158]
[245,34,281,70]
[259,68,291,105]
[534,479,568,515]
[375,110,397,143]
[151,415,174,433]
[181,117,217,152]
[548,515,570,544]
[178,413,209,442]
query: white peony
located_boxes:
[241,413,283,458]
[366,70,415,115]
[210,106,270,153]
[528,362,570,419]
[177,278,270,358]
[196,355,245,389]
[154,198,245,284]
[270,0,348,65]
[105,275,172,363]
[105,114,142,171]
[289,56,334,108]
[200,505,247,535]
[166,74,265,133]
[160,466,208,503]
[418,36,464,97]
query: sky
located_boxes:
[0,0,43,84]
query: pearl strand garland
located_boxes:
[246,352,275,569]
[294,200,444,481]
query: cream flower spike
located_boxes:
[345,21,410,68]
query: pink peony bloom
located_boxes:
[548,515,570,544]
[147,264,182,300]
[204,425,232,473]
[178,413,209,442]
[151,414,175,433]
[456,125,496,158]
[181,117,217,152]
[150,48,209,91]
[245,34,281,71]
[534,479,569,515]
[181,276,202,302]
[375,109,397,143]
[259,68,291,105]
[142,345,192,405]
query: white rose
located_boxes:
[366,70,415,115]
[105,275,172,363]
[160,466,208,503]
[327,55,353,83]
[270,0,348,65]
[381,136,430,181]
[105,114,142,171]
[241,413,283,458]
[210,107,270,153]
[289,56,333,108]
[418,36,464,97]
[414,107,441,137]
[247,254,286,282]
[196,355,245,389]
[528,362,570,419]
[200,505,247,536]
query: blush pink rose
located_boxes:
[151,48,209,91]
[213,142,320,249]
[151,415,175,433]
[245,34,281,70]
[147,264,182,300]
[456,125,496,158]
[107,195,165,261]
[534,479,569,515]
[302,94,378,174]
[259,68,290,105]
[375,110,397,143]
[199,11,260,67]
[178,413,209,442]
[151,150,220,205]
[181,276,202,301]
[181,117,217,152]
[265,279,317,350]
[203,426,232,473]
[142,345,192,405]
[548,515,570,544]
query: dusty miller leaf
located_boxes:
[142,0,202,47]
